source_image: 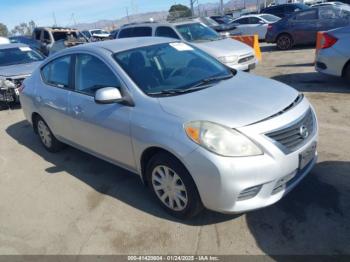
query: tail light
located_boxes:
[18,83,25,93]
[267,24,273,31]
[320,33,337,49]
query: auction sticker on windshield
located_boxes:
[19,47,32,52]
[170,42,193,51]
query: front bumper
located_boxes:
[183,102,318,213]
[225,57,258,71]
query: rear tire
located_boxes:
[276,34,293,50]
[34,116,65,152]
[146,152,203,219]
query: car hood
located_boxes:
[191,37,253,58]
[158,72,299,128]
[0,61,42,78]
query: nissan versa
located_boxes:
[20,38,318,219]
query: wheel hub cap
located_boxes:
[151,165,188,211]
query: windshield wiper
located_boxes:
[190,74,233,88]
[147,74,233,97]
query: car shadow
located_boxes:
[246,160,350,255]
[276,63,315,68]
[272,72,350,93]
[260,44,314,53]
[5,120,239,226]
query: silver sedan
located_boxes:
[20,37,318,219]
[315,26,350,83]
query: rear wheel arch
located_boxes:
[342,59,350,77]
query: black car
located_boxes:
[260,3,310,18]
[266,6,350,49]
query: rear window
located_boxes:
[118,27,152,38]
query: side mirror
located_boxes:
[95,87,123,104]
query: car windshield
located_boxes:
[114,42,233,96]
[260,14,280,22]
[0,47,44,66]
[176,23,221,42]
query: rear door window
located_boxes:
[295,10,318,20]
[41,56,71,88]
[235,18,249,24]
[155,27,179,39]
[118,27,152,38]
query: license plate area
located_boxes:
[299,142,317,170]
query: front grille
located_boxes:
[238,55,254,64]
[266,109,315,153]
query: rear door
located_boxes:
[289,9,320,44]
[37,55,73,140]
[68,53,135,169]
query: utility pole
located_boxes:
[52,12,57,26]
[125,7,130,22]
[220,0,224,15]
[190,0,198,17]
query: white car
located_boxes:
[311,1,349,7]
[232,14,281,40]
[82,29,110,40]
[0,37,10,45]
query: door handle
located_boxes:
[73,105,83,115]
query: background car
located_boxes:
[20,38,318,219]
[0,43,44,107]
[231,14,280,40]
[9,35,44,55]
[210,15,236,25]
[32,27,88,56]
[110,29,119,39]
[82,29,110,40]
[266,6,350,49]
[195,17,239,36]
[117,21,257,71]
[260,3,310,18]
[315,26,350,83]
[0,37,10,45]
[311,1,350,7]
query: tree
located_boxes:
[167,4,192,21]
[10,20,36,36]
[0,23,8,37]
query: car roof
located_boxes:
[0,43,29,50]
[66,37,174,54]
[120,20,200,29]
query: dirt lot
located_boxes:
[0,44,349,256]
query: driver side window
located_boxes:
[75,54,120,96]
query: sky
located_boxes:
[0,0,198,30]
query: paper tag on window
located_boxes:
[169,42,193,51]
[19,47,32,52]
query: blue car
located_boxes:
[266,6,350,50]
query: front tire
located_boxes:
[146,152,203,219]
[35,116,65,152]
[276,34,293,50]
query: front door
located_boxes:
[68,53,135,169]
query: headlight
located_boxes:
[218,55,238,64]
[184,121,263,157]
